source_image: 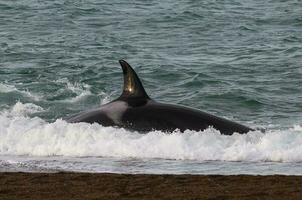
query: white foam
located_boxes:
[10,102,44,116]
[0,102,301,162]
[0,83,41,101]
[99,91,113,105]
[0,83,16,93]
[55,79,92,103]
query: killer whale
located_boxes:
[66,60,254,135]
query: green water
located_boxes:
[0,0,302,129]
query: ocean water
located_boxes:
[0,0,302,174]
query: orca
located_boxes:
[66,60,254,135]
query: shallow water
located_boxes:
[0,103,302,174]
[2,155,302,175]
[0,0,302,174]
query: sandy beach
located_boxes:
[0,172,301,199]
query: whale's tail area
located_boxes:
[118,60,150,101]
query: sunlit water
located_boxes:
[0,0,301,174]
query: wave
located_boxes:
[0,102,301,162]
[53,79,92,103]
[0,79,97,104]
[0,83,42,101]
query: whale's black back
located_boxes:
[119,100,251,135]
[66,60,254,135]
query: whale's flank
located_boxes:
[66,60,254,135]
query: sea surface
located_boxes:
[0,0,302,175]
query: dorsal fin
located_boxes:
[118,60,150,100]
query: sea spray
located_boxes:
[0,102,301,162]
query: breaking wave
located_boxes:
[0,102,301,162]
[54,78,92,103]
[0,83,42,101]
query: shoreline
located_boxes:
[1,172,302,199]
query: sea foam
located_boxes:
[0,83,42,101]
[0,102,301,162]
[54,78,92,103]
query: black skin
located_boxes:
[67,99,252,135]
[123,100,252,134]
[66,60,254,135]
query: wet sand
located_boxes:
[0,172,302,200]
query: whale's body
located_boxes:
[66,60,253,135]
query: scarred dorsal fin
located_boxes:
[118,60,150,101]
